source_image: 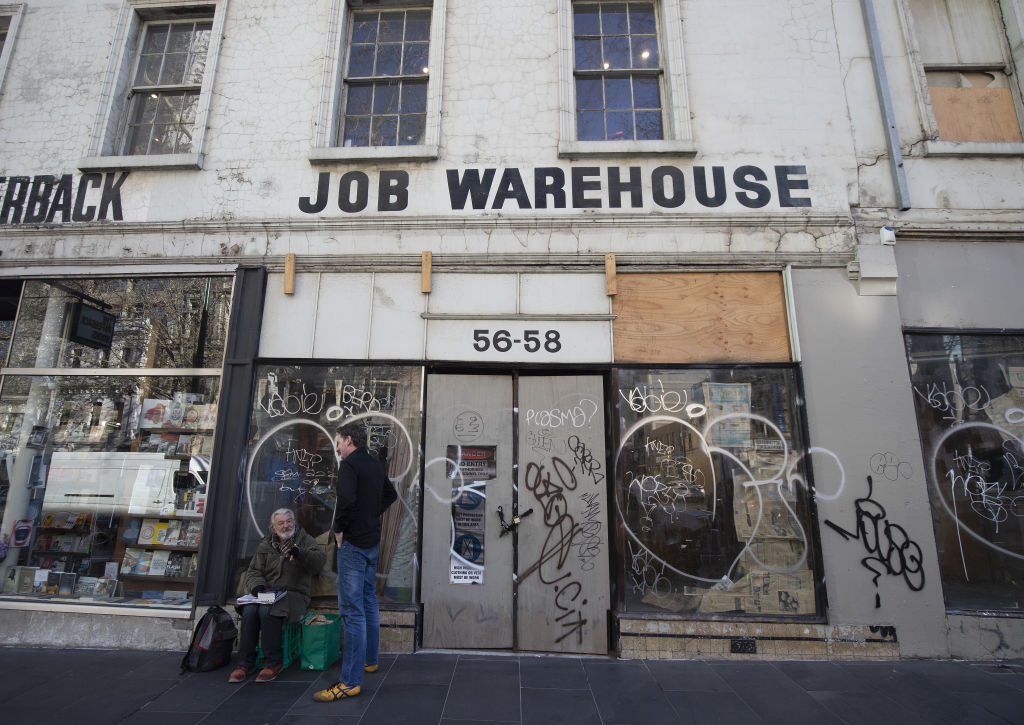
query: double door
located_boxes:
[422,373,610,654]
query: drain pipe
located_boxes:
[860,0,911,210]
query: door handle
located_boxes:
[497,505,533,536]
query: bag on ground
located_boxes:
[180,605,237,674]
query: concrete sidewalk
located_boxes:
[1,646,1023,724]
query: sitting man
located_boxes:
[230,507,325,683]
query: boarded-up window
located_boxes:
[909,0,1022,143]
[612,272,791,363]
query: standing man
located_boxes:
[314,422,398,702]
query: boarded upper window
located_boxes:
[909,0,1022,143]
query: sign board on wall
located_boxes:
[424,319,613,363]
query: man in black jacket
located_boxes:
[314,422,398,702]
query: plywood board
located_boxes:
[422,374,514,649]
[612,272,791,363]
[517,375,609,654]
[930,87,1022,143]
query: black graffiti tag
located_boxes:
[567,434,605,486]
[824,475,925,608]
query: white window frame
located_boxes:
[0,4,25,103]
[557,0,695,158]
[310,0,446,163]
[898,0,1024,157]
[79,0,229,172]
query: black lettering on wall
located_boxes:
[46,175,74,223]
[23,176,56,223]
[99,172,128,220]
[447,168,496,209]
[733,165,771,209]
[608,167,643,209]
[299,171,330,214]
[651,166,685,208]
[571,167,601,209]
[1,177,30,224]
[534,167,566,209]
[693,166,726,207]
[776,165,812,207]
[338,171,369,213]
[378,170,409,211]
[492,168,532,209]
[73,173,101,222]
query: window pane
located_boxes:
[167,24,193,53]
[905,333,1024,612]
[343,115,370,146]
[159,52,188,85]
[574,5,600,35]
[379,12,404,41]
[375,43,402,75]
[190,24,212,55]
[629,3,657,34]
[614,368,820,616]
[171,125,193,154]
[633,76,660,108]
[635,109,662,139]
[577,110,605,140]
[403,42,429,75]
[126,127,151,155]
[399,114,425,145]
[632,35,658,68]
[575,38,603,70]
[400,81,428,113]
[141,24,169,54]
[179,93,199,123]
[405,10,431,41]
[372,82,400,114]
[154,93,183,124]
[133,93,159,125]
[371,114,398,145]
[135,56,163,86]
[602,3,629,34]
[605,77,632,109]
[347,84,373,115]
[606,110,634,140]
[348,45,375,77]
[603,36,630,68]
[351,13,378,44]
[239,364,423,604]
[577,78,603,110]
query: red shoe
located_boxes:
[228,665,254,683]
[255,663,283,682]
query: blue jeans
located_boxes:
[337,540,380,687]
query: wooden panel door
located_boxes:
[422,374,514,649]
[516,375,610,654]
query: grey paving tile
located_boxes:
[444,658,520,721]
[956,689,1024,724]
[360,682,450,725]
[119,711,206,725]
[645,659,734,692]
[277,715,361,725]
[709,662,844,725]
[384,652,459,685]
[519,656,589,690]
[142,671,240,712]
[203,680,310,720]
[898,659,1022,694]
[774,660,874,693]
[521,687,601,725]
[808,690,933,725]
[664,690,763,724]
[583,660,678,723]
[285,669,385,719]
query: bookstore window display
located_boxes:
[613,366,823,617]
[0,276,230,609]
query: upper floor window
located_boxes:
[311,0,447,163]
[124,19,212,155]
[0,15,9,53]
[905,0,1024,154]
[574,2,662,142]
[80,2,228,172]
[339,8,430,148]
[0,4,25,101]
[557,0,694,157]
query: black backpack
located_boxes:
[180,605,237,674]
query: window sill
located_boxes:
[309,144,439,164]
[558,139,698,159]
[924,140,1024,157]
[78,153,203,172]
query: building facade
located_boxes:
[0,0,1022,661]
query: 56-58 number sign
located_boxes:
[473,328,562,353]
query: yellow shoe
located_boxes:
[313,682,361,702]
[364,664,379,673]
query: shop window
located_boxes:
[311,0,446,162]
[0,276,230,608]
[558,0,694,156]
[238,364,423,605]
[905,332,1024,612]
[80,1,228,171]
[905,0,1024,150]
[613,367,822,617]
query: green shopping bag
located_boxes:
[300,613,341,670]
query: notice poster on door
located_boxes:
[447,445,495,584]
